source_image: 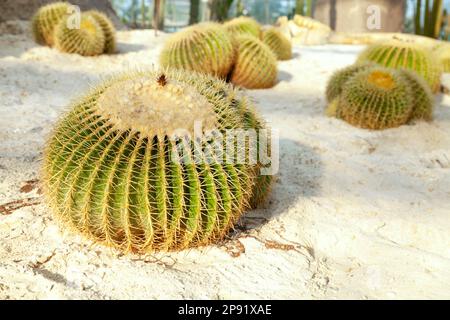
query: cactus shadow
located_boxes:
[277,70,293,83]
[233,138,322,235]
[115,42,147,54]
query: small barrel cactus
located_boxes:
[43,69,273,253]
[160,22,234,79]
[326,63,374,102]
[85,10,116,54]
[262,27,292,61]
[332,67,414,130]
[230,35,278,89]
[357,40,442,93]
[224,17,261,38]
[54,13,105,56]
[31,1,70,46]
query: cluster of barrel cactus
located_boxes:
[43,69,273,253]
[31,2,116,56]
[159,23,234,79]
[357,40,442,93]
[160,17,292,89]
[326,63,434,130]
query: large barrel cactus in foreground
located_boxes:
[357,40,442,93]
[326,65,434,130]
[160,23,234,79]
[43,70,273,253]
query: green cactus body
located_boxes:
[31,2,70,46]
[326,63,374,103]
[357,40,442,93]
[54,13,105,56]
[85,10,116,54]
[43,70,272,253]
[335,68,414,130]
[160,23,234,79]
[262,28,292,61]
[400,69,434,122]
[230,35,278,89]
[224,17,261,38]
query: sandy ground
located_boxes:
[1,21,450,300]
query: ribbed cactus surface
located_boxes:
[434,43,450,73]
[85,10,116,54]
[54,13,105,56]
[262,27,292,61]
[43,70,272,253]
[224,17,261,38]
[31,2,70,46]
[357,40,442,93]
[336,68,413,130]
[401,69,434,122]
[160,23,234,79]
[230,35,278,89]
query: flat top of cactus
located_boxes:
[95,72,218,137]
[367,70,395,89]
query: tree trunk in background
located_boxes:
[153,0,165,33]
[208,0,234,22]
[0,0,124,29]
[314,0,405,33]
[189,0,200,25]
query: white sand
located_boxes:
[1,22,449,299]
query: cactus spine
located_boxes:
[43,70,272,253]
[357,40,442,93]
[85,10,116,54]
[31,2,70,46]
[230,35,278,89]
[54,13,105,56]
[160,23,234,79]
[262,27,293,61]
[224,17,261,38]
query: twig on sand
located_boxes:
[0,197,41,215]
